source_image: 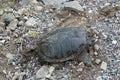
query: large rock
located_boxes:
[62,1,84,12]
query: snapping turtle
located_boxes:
[35,27,93,65]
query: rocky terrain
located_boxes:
[0,0,120,80]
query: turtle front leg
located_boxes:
[78,51,93,67]
[74,45,93,67]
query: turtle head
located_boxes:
[36,38,50,55]
[21,40,37,56]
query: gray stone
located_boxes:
[36,66,49,79]
[4,7,13,13]
[115,20,119,24]
[0,27,4,33]
[13,11,21,18]
[12,72,19,80]
[18,20,24,26]
[61,77,68,80]
[77,68,83,72]
[94,52,98,56]
[46,66,55,78]
[78,62,85,68]
[0,40,5,44]
[4,13,15,23]
[99,3,112,15]
[7,54,22,65]
[108,0,118,3]
[17,8,27,16]
[35,6,43,11]
[0,9,4,15]
[116,13,120,17]
[23,16,28,21]
[8,19,18,30]
[12,72,26,80]
[112,40,117,44]
[56,72,63,79]
[0,21,5,27]
[94,44,99,50]
[62,1,84,12]
[2,70,7,74]
[6,53,15,60]
[32,0,38,3]
[95,59,101,64]
[96,76,102,80]
[41,0,66,5]
[72,78,79,80]
[19,0,31,6]
[100,61,107,70]
[25,17,37,27]
[18,72,26,80]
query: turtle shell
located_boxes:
[36,27,89,62]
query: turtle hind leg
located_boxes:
[78,52,93,67]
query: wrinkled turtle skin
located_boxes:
[36,27,93,65]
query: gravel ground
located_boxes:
[0,0,120,80]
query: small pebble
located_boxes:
[8,19,18,30]
[32,0,38,3]
[61,77,68,80]
[0,21,5,27]
[96,76,102,80]
[0,40,5,44]
[23,16,28,21]
[18,72,26,80]
[49,66,55,74]
[35,6,43,11]
[112,40,117,44]
[18,20,24,26]
[4,7,13,12]
[78,62,85,68]
[3,70,7,74]
[46,66,55,78]
[95,59,101,64]
[100,61,107,70]
[4,13,15,23]
[0,10,4,15]
[94,44,99,50]
[25,17,37,27]
[6,53,15,60]
[12,72,19,80]
[36,66,49,79]
[77,68,83,72]
[102,33,107,39]
[94,52,98,56]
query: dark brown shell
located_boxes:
[36,27,91,62]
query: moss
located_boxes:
[28,31,39,39]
